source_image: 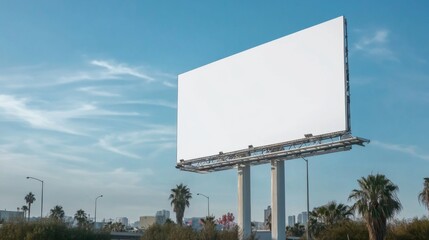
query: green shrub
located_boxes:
[141,223,197,240]
[141,223,251,240]
[0,220,109,240]
[315,220,368,240]
[387,218,429,240]
[309,218,429,240]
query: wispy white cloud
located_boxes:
[120,99,177,109]
[116,125,176,145]
[98,125,176,160]
[1,59,176,89]
[90,60,155,82]
[162,81,177,88]
[49,103,140,119]
[57,71,116,84]
[353,29,397,61]
[0,94,81,135]
[77,86,120,97]
[372,140,429,161]
[98,137,143,159]
[0,94,140,135]
[355,30,388,48]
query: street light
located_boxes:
[94,195,103,227]
[197,193,210,217]
[302,158,310,240]
[26,176,44,219]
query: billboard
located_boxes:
[177,16,349,162]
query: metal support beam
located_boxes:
[271,160,285,240]
[177,132,369,173]
[238,165,251,240]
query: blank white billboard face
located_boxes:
[178,16,348,162]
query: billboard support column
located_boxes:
[237,164,251,240]
[271,160,285,240]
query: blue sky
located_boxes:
[1,1,428,224]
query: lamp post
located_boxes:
[26,176,44,219]
[94,195,103,227]
[197,193,210,217]
[302,158,310,240]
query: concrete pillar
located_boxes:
[238,164,251,240]
[271,160,285,240]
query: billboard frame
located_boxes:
[176,131,369,172]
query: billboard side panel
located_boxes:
[178,16,347,162]
[344,18,351,133]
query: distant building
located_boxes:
[140,216,156,229]
[117,217,129,226]
[288,215,296,227]
[252,221,265,230]
[131,220,140,228]
[184,217,204,231]
[0,210,24,222]
[297,212,308,226]
[155,210,170,224]
[94,222,105,230]
[263,206,271,226]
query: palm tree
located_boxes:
[418,177,429,215]
[200,215,216,228]
[311,201,353,226]
[309,201,353,237]
[74,209,89,228]
[21,205,29,219]
[25,192,36,221]
[103,221,126,232]
[286,223,306,238]
[50,205,65,221]
[169,183,192,226]
[348,174,402,240]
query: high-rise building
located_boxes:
[155,210,170,224]
[297,211,308,226]
[117,217,129,226]
[263,205,271,226]
[287,215,296,227]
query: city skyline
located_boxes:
[1,1,429,223]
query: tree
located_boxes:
[103,221,126,232]
[309,201,353,237]
[311,201,353,226]
[217,212,236,230]
[165,218,175,224]
[169,183,192,226]
[49,205,65,221]
[200,215,216,228]
[25,192,36,221]
[348,174,402,240]
[74,209,89,228]
[286,223,305,238]
[21,205,29,219]
[418,177,429,215]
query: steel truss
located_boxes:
[176,131,369,173]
